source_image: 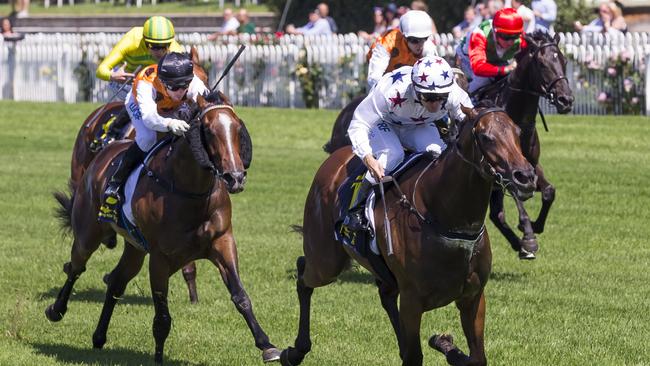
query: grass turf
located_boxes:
[0,100,649,365]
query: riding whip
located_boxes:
[379,176,394,256]
[210,45,246,92]
[85,65,142,129]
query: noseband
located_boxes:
[510,42,568,105]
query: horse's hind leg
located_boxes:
[92,243,146,349]
[208,233,280,363]
[45,234,101,322]
[181,261,199,304]
[531,164,555,234]
[488,189,522,252]
[376,279,401,356]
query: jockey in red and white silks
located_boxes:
[456,8,527,94]
[349,56,472,185]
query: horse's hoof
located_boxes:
[429,334,454,353]
[518,249,536,260]
[262,347,281,363]
[280,348,303,366]
[45,304,64,322]
[92,332,106,349]
[519,238,538,254]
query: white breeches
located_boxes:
[364,121,445,184]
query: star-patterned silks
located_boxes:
[441,70,450,80]
[389,91,408,108]
[424,60,433,67]
[390,71,406,84]
[410,115,428,123]
[418,73,428,82]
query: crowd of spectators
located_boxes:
[574,1,627,36]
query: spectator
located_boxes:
[2,16,23,41]
[10,0,29,18]
[285,8,332,35]
[531,0,557,33]
[358,6,387,42]
[384,3,400,30]
[476,2,490,21]
[453,6,477,40]
[487,0,505,18]
[236,9,256,34]
[511,0,536,33]
[317,2,338,33]
[575,1,627,35]
[207,8,240,40]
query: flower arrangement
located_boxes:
[295,51,323,109]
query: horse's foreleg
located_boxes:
[398,294,424,366]
[488,189,522,252]
[208,234,280,363]
[281,256,314,366]
[531,165,555,234]
[455,292,487,366]
[181,261,199,304]
[93,243,146,349]
[149,254,172,365]
[513,198,538,259]
[45,237,98,322]
[376,279,401,357]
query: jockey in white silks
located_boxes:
[343,55,473,232]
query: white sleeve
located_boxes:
[367,44,390,90]
[348,87,389,159]
[187,75,209,102]
[446,84,474,122]
[136,82,171,132]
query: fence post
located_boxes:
[646,51,650,115]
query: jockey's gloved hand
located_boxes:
[167,119,190,136]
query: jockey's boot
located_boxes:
[342,179,373,232]
[98,143,145,223]
[104,109,131,144]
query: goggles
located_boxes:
[497,33,519,41]
[406,36,427,44]
[146,42,170,50]
[417,92,448,103]
[163,81,191,91]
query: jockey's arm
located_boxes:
[446,83,474,122]
[96,30,136,82]
[135,82,179,132]
[468,33,504,78]
[367,44,390,90]
[348,86,389,161]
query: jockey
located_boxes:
[94,16,185,146]
[366,10,438,90]
[343,56,473,232]
[98,52,209,223]
[455,8,527,94]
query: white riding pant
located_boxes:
[364,121,445,184]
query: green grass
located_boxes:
[0,100,649,365]
[1,1,271,16]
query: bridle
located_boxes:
[509,41,568,106]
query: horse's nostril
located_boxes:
[513,169,533,186]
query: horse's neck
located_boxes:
[157,139,215,197]
[416,136,492,234]
[506,66,540,129]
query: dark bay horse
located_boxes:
[280,104,536,366]
[46,91,276,364]
[70,47,212,302]
[474,31,573,259]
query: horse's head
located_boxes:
[184,90,251,194]
[460,103,536,200]
[514,31,574,114]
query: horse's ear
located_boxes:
[190,46,200,65]
[461,104,477,120]
[204,89,223,104]
[553,32,561,45]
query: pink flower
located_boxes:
[631,97,639,105]
[607,67,617,77]
[597,92,608,103]
[623,78,634,93]
[620,50,632,63]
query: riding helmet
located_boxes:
[157,52,194,87]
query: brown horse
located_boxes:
[46,91,276,365]
[280,104,536,366]
[69,47,212,302]
[474,31,573,259]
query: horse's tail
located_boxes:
[53,180,75,234]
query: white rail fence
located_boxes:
[1,32,649,114]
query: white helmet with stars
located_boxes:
[410,56,454,95]
[399,10,433,39]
